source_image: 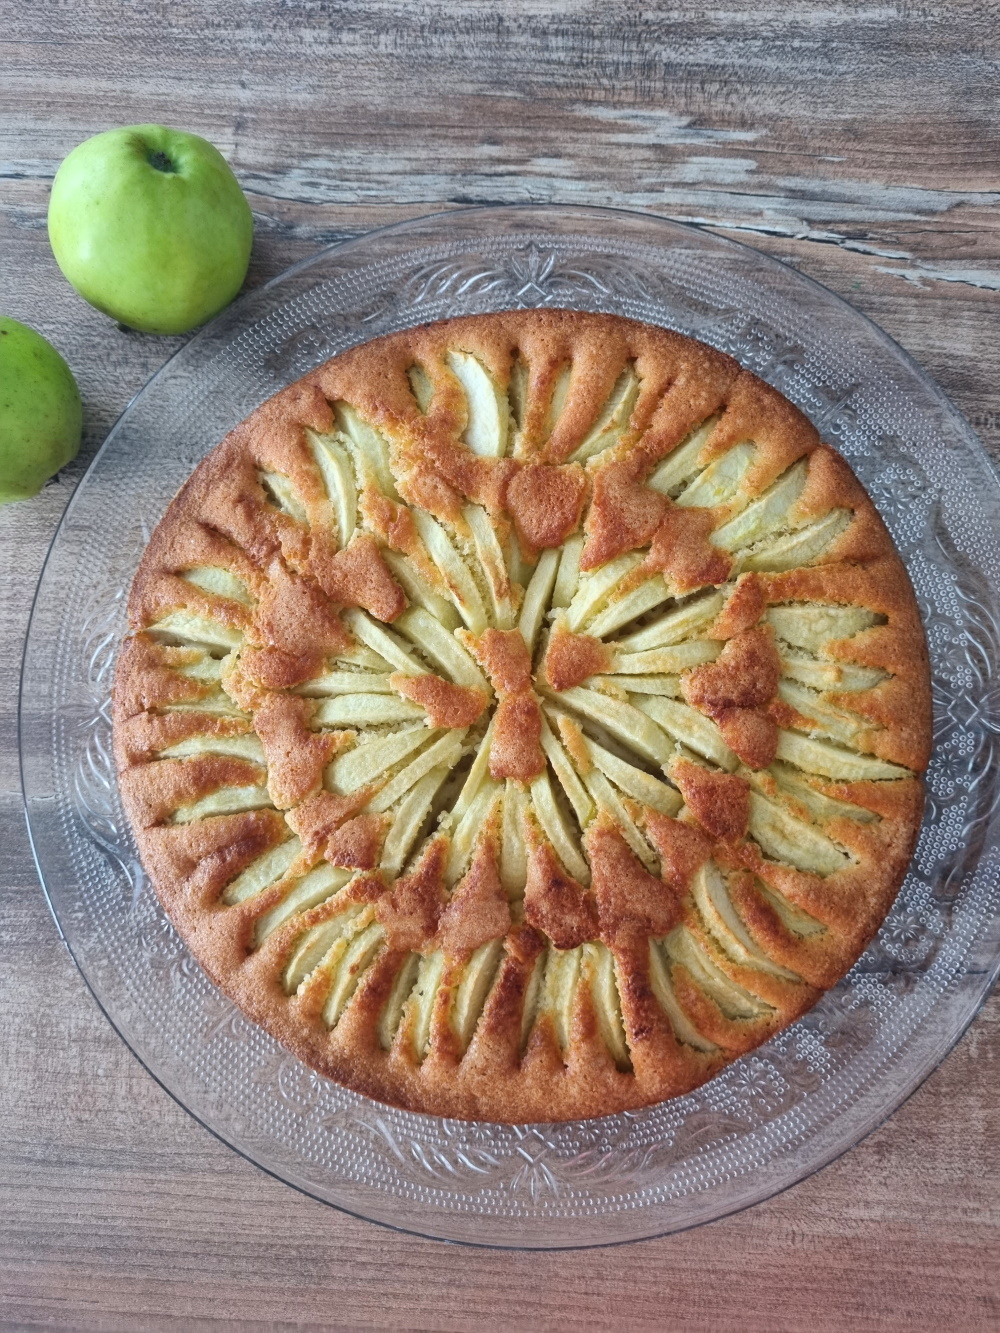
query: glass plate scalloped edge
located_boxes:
[20,204,1000,1248]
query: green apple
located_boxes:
[0,317,83,504]
[48,125,253,335]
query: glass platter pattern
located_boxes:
[21,205,1000,1248]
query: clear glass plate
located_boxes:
[20,205,1000,1248]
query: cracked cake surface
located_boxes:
[112,309,931,1123]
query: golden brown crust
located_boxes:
[113,308,931,1123]
[645,505,733,592]
[490,694,545,783]
[389,673,488,729]
[375,837,447,952]
[253,694,341,808]
[684,626,780,712]
[326,814,387,870]
[711,573,768,639]
[466,630,546,782]
[310,532,406,622]
[523,838,598,951]
[542,622,613,692]
[669,759,750,842]
[506,464,587,555]
[582,457,667,570]
[586,817,682,947]
[466,628,532,695]
[438,842,512,955]
[682,626,781,769]
[286,790,372,859]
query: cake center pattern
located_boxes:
[113,310,930,1122]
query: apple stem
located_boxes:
[148,150,177,173]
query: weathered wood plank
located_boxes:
[1,1,998,1327]
[3,2,1000,279]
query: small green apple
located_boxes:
[0,317,83,504]
[48,125,253,335]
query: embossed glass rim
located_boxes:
[20,204,1000,1248]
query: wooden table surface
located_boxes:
[3,3,999,1329]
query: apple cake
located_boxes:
[113,309,930,1123]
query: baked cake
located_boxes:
[113,309,931,1123]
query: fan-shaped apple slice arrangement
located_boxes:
[114,310,930,1122]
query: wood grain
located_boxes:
[1,1,999,1328]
